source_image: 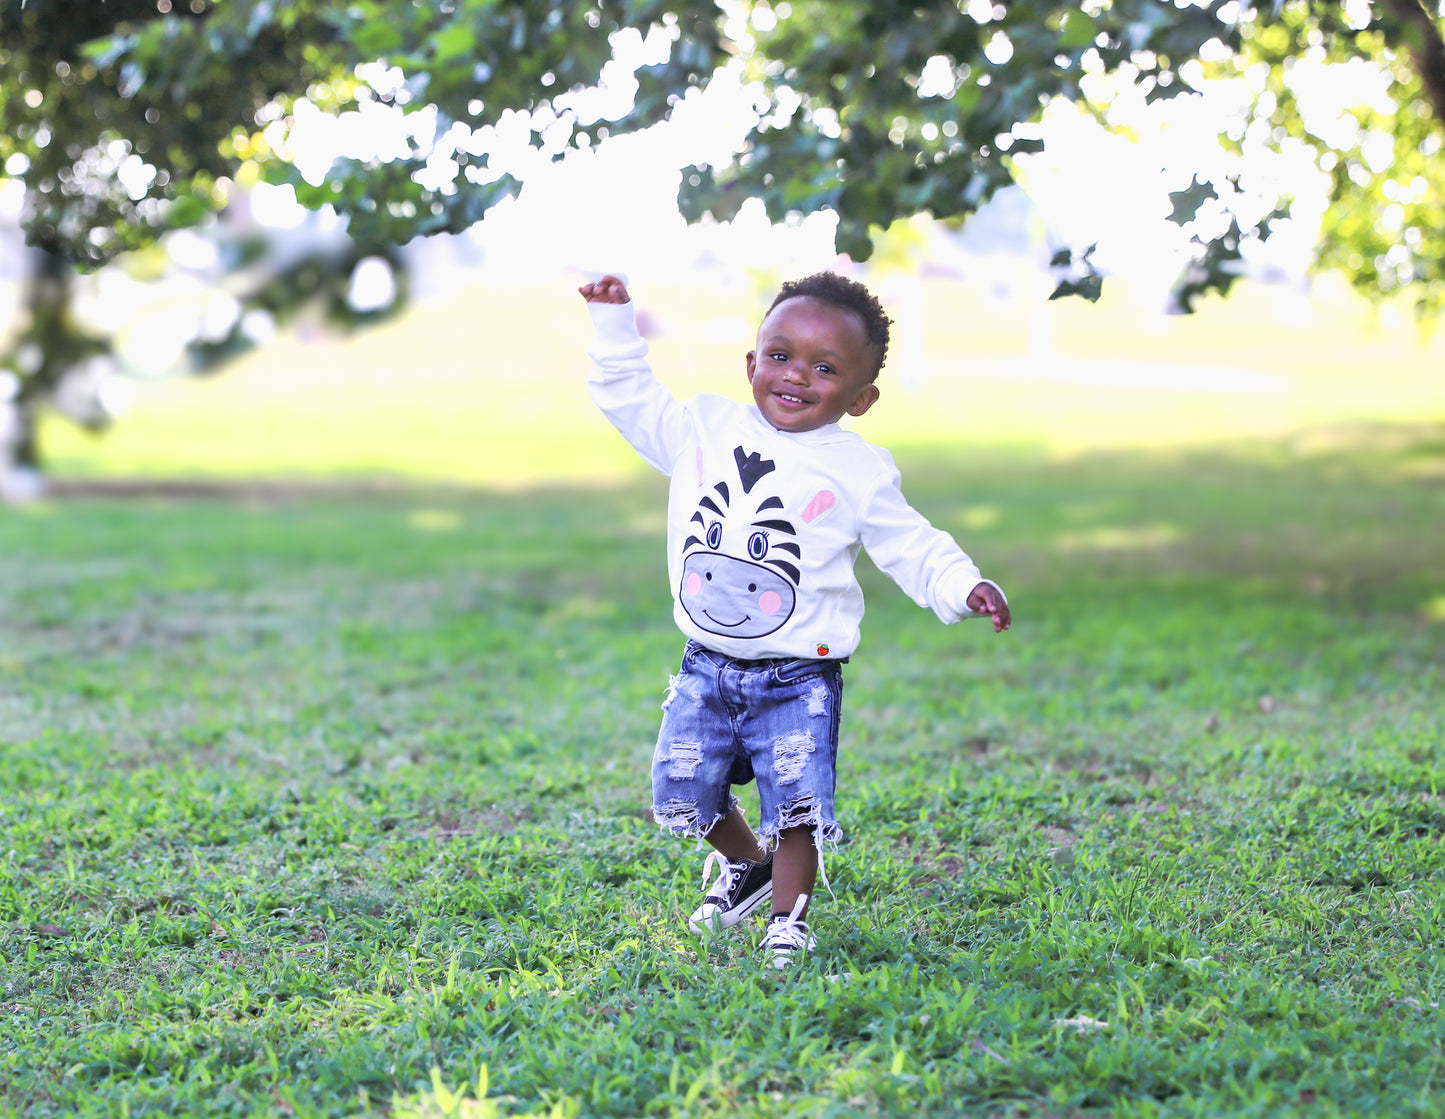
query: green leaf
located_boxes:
[1058,11,1097,50]
[1168,177,1218,225]
[1050,273,1103,302]
[431,23,475,66]
[165,193,213,230]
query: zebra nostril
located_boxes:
[705,572,712,581]
[748,583,756,592]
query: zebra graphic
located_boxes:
[679,446,803,640]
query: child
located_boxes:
[579,271,1009,968]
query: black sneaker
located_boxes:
[687,851,773,934]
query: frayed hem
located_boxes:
[759,802,842,898]
[758,802,842,848]
[652,794,740,840]
[758,818,843,847]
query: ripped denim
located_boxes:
[651,639,845,861]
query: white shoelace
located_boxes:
[763,892,813,950]
[700,850,745,900]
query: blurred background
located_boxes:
[2,0,1442,494]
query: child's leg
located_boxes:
[703,804,768,865]
[651,644,744,841]
[770,825,817,918]
[741,658,843,927]
[686,803,774,934]
[649,644,777,933]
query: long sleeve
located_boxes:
[858,452,1005,625]
[585,301,690,477]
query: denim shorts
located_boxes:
[651,639,844,847]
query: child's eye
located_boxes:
[814,364,834,375]
[769,351,788,363]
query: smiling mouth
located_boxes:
[702,610,752,628]
[775,392,807,405]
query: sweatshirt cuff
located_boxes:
[586,300,640,347]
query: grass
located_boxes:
[2,421,1444,1117]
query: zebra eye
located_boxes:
[706,521,723,549]
[747,531,768,560]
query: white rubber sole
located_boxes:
[687,882,774,934]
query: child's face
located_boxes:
[746,297,881,433]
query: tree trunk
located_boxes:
[10,396,40,470]
[5,237,77,474]
[1381,0,1445,129]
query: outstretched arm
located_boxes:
[966,581,1011,633]
[579,274,630,304]
[858,461,1010,631]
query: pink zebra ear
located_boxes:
[802,490,836,523]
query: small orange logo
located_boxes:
[816,643,829,657]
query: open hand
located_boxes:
[578,274,630,304]
[967,582,1011,633]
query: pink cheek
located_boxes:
[757,590,783,615]
[686,573,703,596]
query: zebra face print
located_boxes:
[679,446,802,640]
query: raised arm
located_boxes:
[580,275,690,476]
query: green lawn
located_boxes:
[38,274,1445,486]
[3,424,1443,1116]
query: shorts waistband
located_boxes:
[685,638,847,670]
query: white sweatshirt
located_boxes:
[587,300,1003,661]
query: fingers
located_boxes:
[579,274,630,303]
[967,585,1011,633]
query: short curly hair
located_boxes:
[767,272,892,379]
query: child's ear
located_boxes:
[745,350,757,382]
[846,383,880,417]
